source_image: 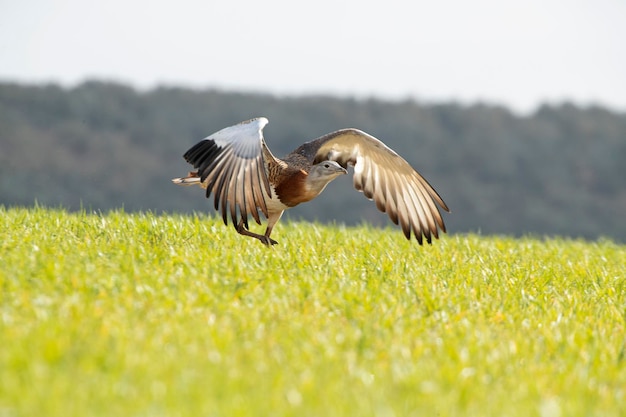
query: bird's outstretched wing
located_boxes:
[302,129,449,244]
[181,117,279,228]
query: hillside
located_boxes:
[1,81,625,241]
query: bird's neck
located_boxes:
[303,175,337,198]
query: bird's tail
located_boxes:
[172,171,203,186]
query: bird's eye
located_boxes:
[324,163,330,168]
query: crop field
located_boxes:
[1,207,625,416]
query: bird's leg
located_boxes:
[236,219,278,246]
[261,210,284,246]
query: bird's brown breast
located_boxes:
[272,169,317,207]
[266,153,317,208]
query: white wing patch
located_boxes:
[209,117,269,150]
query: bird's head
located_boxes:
[310,160,347,179]
[305,160,348,194]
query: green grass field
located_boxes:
[1,207,625,416]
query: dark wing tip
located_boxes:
[183,139,220,168]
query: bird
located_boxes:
[172,117,449,246]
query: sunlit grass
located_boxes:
[1,207,625,416]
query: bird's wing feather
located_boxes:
[311,129,449,244]
[182,117,278,228]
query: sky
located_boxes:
[1,0,625,114]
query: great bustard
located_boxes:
[173,117,449,245]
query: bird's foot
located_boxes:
[236,220,278,246]
[259,236,278,246]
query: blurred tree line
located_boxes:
[1,81,625,241]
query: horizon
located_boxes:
[2,77,622,117]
